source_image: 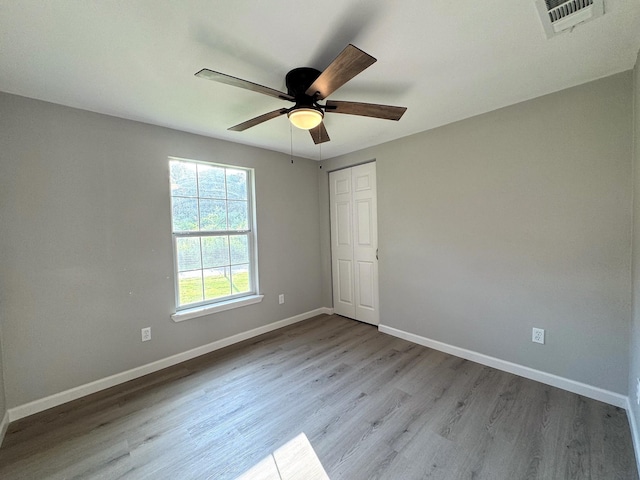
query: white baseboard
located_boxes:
[8,308,332,423]
[0,410,9,447]
[378,324,627,409]
[626,397,640,476]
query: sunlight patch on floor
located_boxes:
[233,433,330,480]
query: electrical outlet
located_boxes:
[141,327,151,342]
[532,327,545,344]
[278,294,285,305]
[636,378,640,405]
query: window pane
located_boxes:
[176,237,202,271]
[229,235,249,264]
[227,201,248,230]
[199,199,227,231]
[172,197,199,232]
[202,236,229,268]
[170,161,197,197]
[204,267,231,300]
[231,264,250,294]
[226,169,247,200]
[198,165,226,199]
[178,270,203,305]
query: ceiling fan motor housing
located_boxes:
[286,67,321,103]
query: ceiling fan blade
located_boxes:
[325,100,407,121]
[309,122,330,144]
[305,44,376,100]
[228,109,289,132]
[196,69,294,102]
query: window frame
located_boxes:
[169,157,260,318]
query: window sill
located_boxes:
[171,294,264,323]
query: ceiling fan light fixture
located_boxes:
[288,107,323,130]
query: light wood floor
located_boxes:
[0,314,637,479]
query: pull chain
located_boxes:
[290,123,294,164]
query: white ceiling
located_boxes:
[1,1,639,160]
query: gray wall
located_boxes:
[630,50,640,448]
[0,93,323,408]
[320,72,633,394]
[0,321,6,424]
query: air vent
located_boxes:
[536,0,604,38]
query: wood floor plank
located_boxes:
[0,314,636,479]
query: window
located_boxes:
[169,158,258,314]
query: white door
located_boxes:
[329,162,379,325]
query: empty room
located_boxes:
[2,1,640,478]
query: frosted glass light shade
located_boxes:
[288,108,323,130]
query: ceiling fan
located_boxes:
[195,44,407,144]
